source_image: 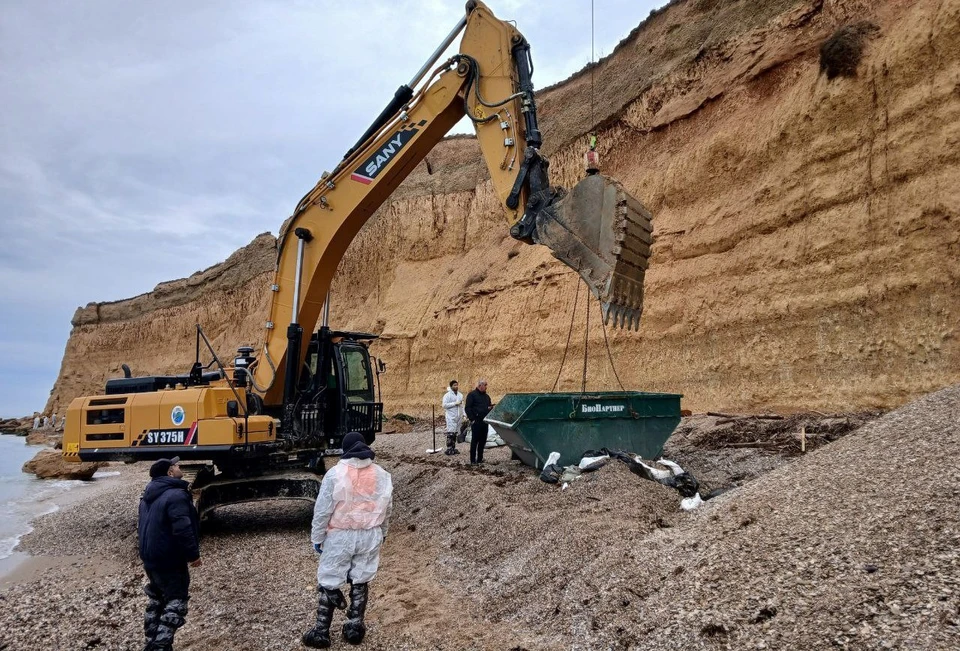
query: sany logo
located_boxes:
[365,134,403,177]
[580,404,625,414]
[351,120,427,185]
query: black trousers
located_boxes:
[146,567,190,601]
[470,420,486,463]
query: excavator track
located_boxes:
[534,174,653,330]
[182,463,322,520]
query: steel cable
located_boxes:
[551,271,583,393]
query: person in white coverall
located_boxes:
[441,380,465,456]
[303,431,392,649]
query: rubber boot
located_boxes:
[444,433,457,456]
[142,583,162,651]
[151,598,188,651]
[342,582,369,645]
[303,587,346,649]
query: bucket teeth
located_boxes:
[532,174,652,331]
[601,303,642,331]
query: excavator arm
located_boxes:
[253,1,652,410]
[61,1,653,515]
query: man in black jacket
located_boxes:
[138,456,201,651]
[464,380,493,465]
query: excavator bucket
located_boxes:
[534,175,653,330]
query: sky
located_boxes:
[0,0,667,417]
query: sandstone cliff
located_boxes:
[46,0,960,417]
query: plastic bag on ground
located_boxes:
[486,424,506,448]
[539,451,563,484]
[681,493,704,511]
[578,454,610,472]
[539,464,563,483]
[559,466,582,483]
[463,424,506,448]
[605,450,709,509]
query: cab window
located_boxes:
[341,348,373,402]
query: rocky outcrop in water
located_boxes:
[22,450,105,480]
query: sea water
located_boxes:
[0,433,100,560]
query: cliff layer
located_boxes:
[46,0,960,416]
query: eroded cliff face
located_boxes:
[47,0,960,416]
[48,234,277,415]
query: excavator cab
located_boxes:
[335,340,381,443]
[296,329,383,447]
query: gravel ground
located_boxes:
[1,390,957,650]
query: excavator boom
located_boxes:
[254,1,652,409]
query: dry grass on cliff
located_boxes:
[819,22,881,79]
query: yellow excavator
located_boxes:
[62,1,653,513]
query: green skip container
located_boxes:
[486,391,682,469]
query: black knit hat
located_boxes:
[149,456,181,478]
[341,432,374,461]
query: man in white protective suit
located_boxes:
[441,379,465,456]
[302,432,393,648]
